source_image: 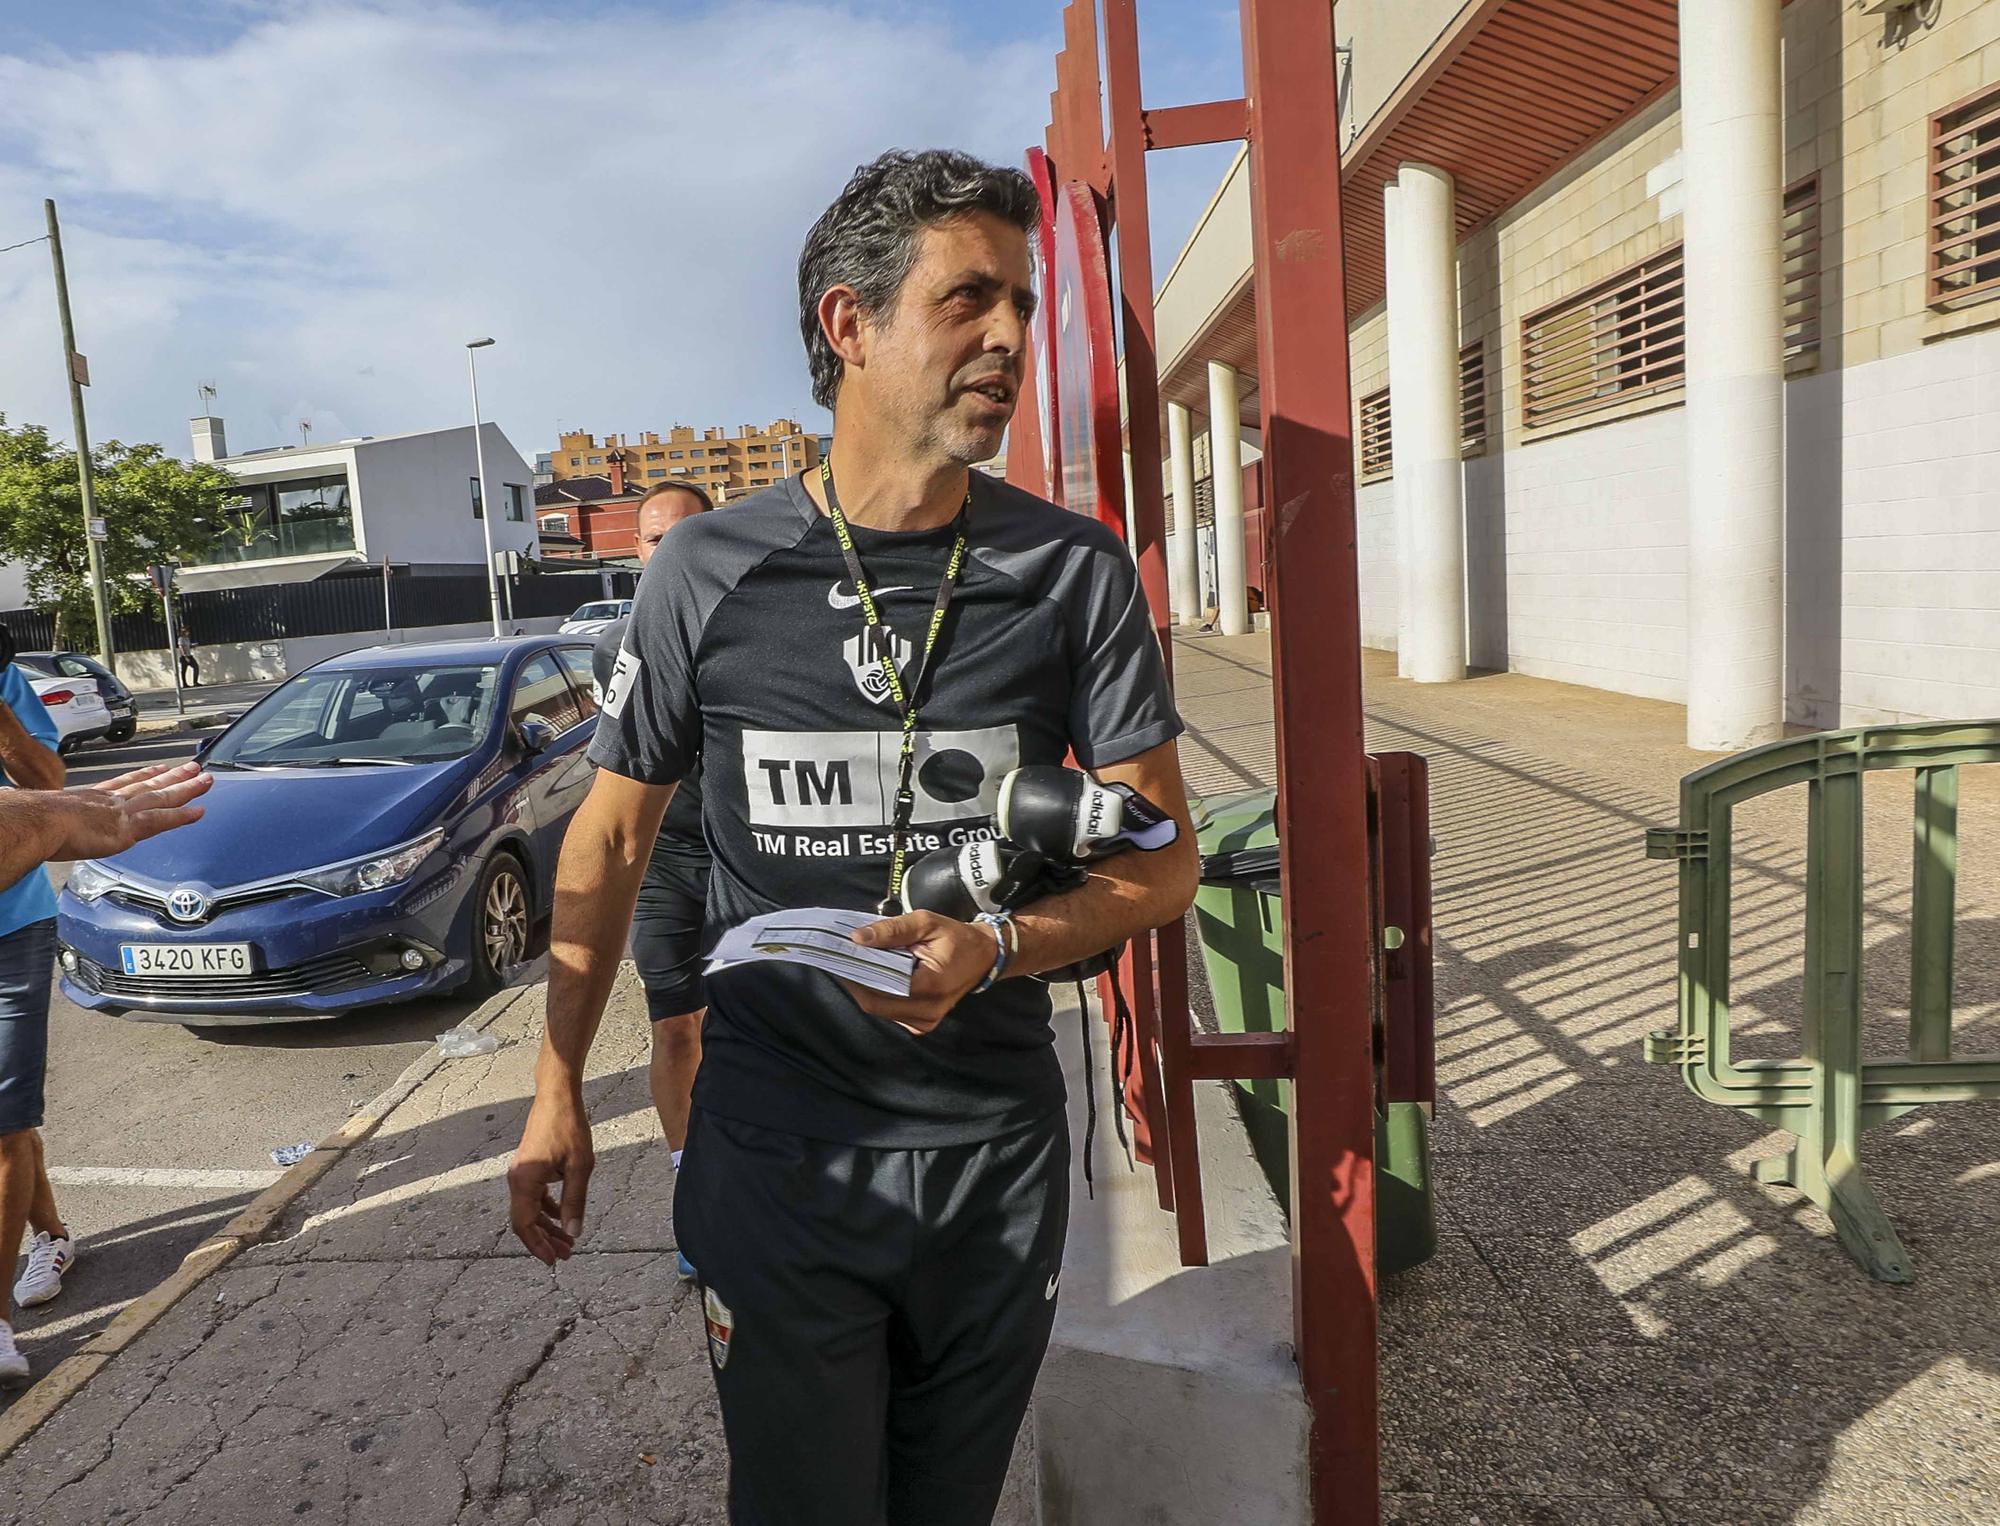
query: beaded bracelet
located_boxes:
[972,910,1017,993]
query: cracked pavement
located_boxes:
[0,972,731,1525]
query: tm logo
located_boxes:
[756,758,853,807]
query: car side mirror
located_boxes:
[193,733,218,761]
[517,719,555,754]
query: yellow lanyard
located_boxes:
[820,460,970,911]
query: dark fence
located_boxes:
[0,568,636,654]
[0,609,56,650]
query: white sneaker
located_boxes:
[0,1323,28,1385]
[14,1231,77,1309]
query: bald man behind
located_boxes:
[592,481,713,1279]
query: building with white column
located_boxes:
[1389,161,1468,683]
[1680,0,1788,751]
[1166,401,1201,623]
[1129,0,2000,745]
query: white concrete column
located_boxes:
[1394,162,1466,683]
[1167,401,1201,623]
[1382,181,1414,677]
[1681,0,1786,751]
[1206,361,1250,636]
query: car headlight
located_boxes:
[65,861,122,902]
[294,830,446,897]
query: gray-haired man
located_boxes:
[510,149,1197,1525]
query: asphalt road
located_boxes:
[4,729,534,1400]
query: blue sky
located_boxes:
[0,0,1243,464]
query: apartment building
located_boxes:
[1143,0,2000,744]
[549,421,822,500]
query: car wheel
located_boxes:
[108,722,135,743]
[466,852,531,996]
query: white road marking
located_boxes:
[46,1166,284,1191]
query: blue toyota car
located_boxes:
[56,637,602,1024]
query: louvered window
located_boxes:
[1459,341,1488,456]
[1783,176,1823,373]
[1358,388,1393,480]
[1930,85,2000,310]
[1521,248,1685,429]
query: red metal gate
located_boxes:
[1021,2,1392,1519]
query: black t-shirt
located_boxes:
[589,472,1182,1146]
[594,619,706,863]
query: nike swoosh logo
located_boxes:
[1044,1270,1061,1301]
[828,581,915,611]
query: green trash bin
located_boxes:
[1192,788,1437,1275]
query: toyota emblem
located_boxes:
[166,886,209,923]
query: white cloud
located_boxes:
[0,1,1054,461]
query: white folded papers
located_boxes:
[705,907,915,998]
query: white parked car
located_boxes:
[30,672,113,754]
[557,599,633,637]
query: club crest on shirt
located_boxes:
[704,1285,736,1370]
[841,627,913,706]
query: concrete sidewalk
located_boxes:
[0,969,730,1523]
[1172,633,2000,1525]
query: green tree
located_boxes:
[0,414,239,651]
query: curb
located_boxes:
[0,977,544,1462]
[132,712,237,738]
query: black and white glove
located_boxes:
[898,838,1111,984]
[994,765,1179,863]
[900,838,1064,919]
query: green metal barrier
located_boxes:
[1644,720,2000,1283]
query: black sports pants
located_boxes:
[676,1107,1069,1526]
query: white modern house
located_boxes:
[173,415,541,592]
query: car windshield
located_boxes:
[572,602,619,621]
[206,664,501,768]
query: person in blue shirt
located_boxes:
[0,653,73,1384]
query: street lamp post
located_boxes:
[466,338,504,638]
[44,200,115,664]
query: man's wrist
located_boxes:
[971,911,1017,993]
[532,1048,588,1102]
[18,792,67,865]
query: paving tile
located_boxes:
[1650,1502,1811,1525]
[1386,1495,1667,1524]
[1380,1322,1639,1499]
[1431,1150,1658,1241]
[1379,1229,1519,1349]
[1559,1338,1882,1502]
[1430,1086,1594,1155]
[1540,1079,1781,1158]
[1470,1228,1793,1356]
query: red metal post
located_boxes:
[1239,0,1382,1516]
[1007,334,1049,499]
[1100,0,1204,1255]
[1141,99,1250,150]
[1044,4,1176,1193]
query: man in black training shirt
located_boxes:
[589,480,712,1229]
[509,149,1198,1526]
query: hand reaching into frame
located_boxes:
[49,761,213,860]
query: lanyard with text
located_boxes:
[819,459,970,914]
